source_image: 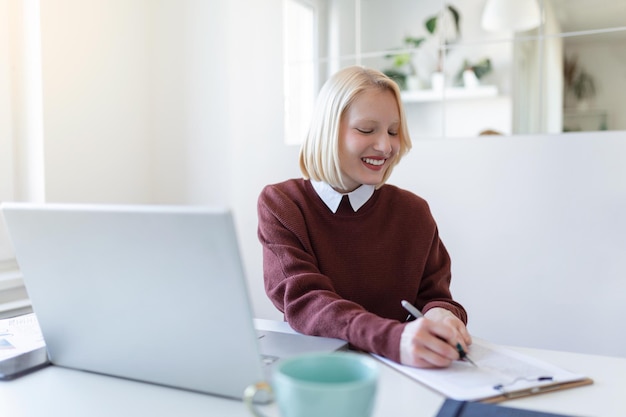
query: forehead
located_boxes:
[344,87,399,120]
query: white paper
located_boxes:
[0,313,46,361]
[374,338,588,401]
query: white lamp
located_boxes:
[481,0,541,32]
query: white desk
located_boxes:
[0,320,624,417]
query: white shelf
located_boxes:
[563,108,609,132]
[401,85,499,103]
[563,107,608,117]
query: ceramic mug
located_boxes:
[244,352,379,417]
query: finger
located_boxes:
[429,322,460,352]
[410,342,455,368]
[436,316,472,350]
[461,328,473,346]
[421,326,462,362]
[454,324,472,349]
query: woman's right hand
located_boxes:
[399,315,469,368]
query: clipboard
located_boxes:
[482,376,593,403]
[374,338,593,403]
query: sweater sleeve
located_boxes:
[415,226,468,324]
[257,185,406,362]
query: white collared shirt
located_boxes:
[311,180,375,213]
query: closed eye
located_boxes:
[356,128,373,134]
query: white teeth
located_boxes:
[362,158,385,166]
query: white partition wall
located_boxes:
[390,131,626,357]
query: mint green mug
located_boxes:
[244,352,379,417]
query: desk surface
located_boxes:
[0,319,624,417]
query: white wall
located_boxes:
[11,0,626,357]
[225,0,301,322]
[40,0,154,203]
[149,1,232,206]
[35,0,291,320]
[391,131,626,357]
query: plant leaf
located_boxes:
[447,5,461,35]
[425,16,437,34]
[404,36,426,48]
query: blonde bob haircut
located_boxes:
[299,66,412,191]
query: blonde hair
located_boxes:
[299,66,412,190]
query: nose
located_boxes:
[374,132,394,156]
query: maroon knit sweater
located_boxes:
[257,178,467,363]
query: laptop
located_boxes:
[0,202,347,399]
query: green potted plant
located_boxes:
[564,55,596,109]
[384,4,461,91]
[383,36,426,90]
[424,4,461,89]
[455,58,492,87]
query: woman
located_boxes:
[257,66,471,368]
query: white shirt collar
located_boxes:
[311,180,375,213]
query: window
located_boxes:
[0,0,14,264]
[0,2,41,318]
[283,0,317,145]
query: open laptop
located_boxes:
[0,202,347,399]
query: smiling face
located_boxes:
[336,87,401,193]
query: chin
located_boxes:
[361,171,386,185]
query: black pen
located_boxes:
[455,342,478,367]
[400,300,477,367]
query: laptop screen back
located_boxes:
[1,203,265,399]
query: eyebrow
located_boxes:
[352,118,400,125]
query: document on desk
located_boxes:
[0,313,48,379]
[374,338,592,402]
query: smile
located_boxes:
[362,157,385,166]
